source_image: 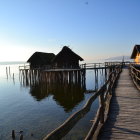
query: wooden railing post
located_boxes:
[84,63,86,69]
[99,96,104,124]
[99,87,105,124]
[130,64,140,90]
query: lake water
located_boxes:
[0,63,106,140]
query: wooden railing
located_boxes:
[19,62,124,71]
[19,65,82,70]
[19,64,30,70]
[130,64,140,90]
[80,62,124,69]
[85,65,122,140]
[42,65,122,140]
[80,63,104,69]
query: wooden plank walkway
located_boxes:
[98,68,140,140]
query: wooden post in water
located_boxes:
[59,71,62,83]
[12,130,15,139]
[81,69,86,88]
[9,66,11,76]
[19,134,23,140]
[13,73,15,84]
[69,71,72,83]
[22,70,25,86]
[94,69,98,91]
[32,70,35,85]
[29,70,31,86]
[13,73,14,79]
[25,70,29,86]
[78,70,81,84]
[74,70,77,84]
[71,71,74,83]
[6,67,8,79]
[66,71,69,83]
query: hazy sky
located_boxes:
[0,0,140,62]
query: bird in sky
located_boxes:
[85,1,89,5]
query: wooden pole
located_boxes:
[12,130,15,139]
[13,73,14,79]
[99,91,105,124]
[6,67,8,79]
[19,134,23,140]
[9,66,11,76]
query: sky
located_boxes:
[0,0,140,62]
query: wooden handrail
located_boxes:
[19,62,123,70]
[19,65,30,70]
[130,65,140,73]
[42,65,122,140]
[130,64,140,90]
[85,66,121,140]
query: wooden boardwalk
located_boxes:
[98,68,140,140]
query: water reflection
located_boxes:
[29,82,85,112]
[51,83,85,112]
[20,70,86,112]
[0,64,100,140]
[29,83,50,101]
[19,68,107,113]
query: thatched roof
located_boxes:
[52,46,84,62]
[131,45,140,59]
[27,52,55,65]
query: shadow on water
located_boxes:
[29,82,85,112]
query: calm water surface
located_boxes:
[0,63,105,140]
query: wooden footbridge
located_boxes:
[19,62,140,140]
[98,67,140,140]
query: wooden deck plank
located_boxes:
[98,68,140,140]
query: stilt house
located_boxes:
[131,45,140,64]
[27,52,55,68]
[52,46,84,69]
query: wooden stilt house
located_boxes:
[27,52,55,69]
[131,45,140,64]
[52,46,84,69]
